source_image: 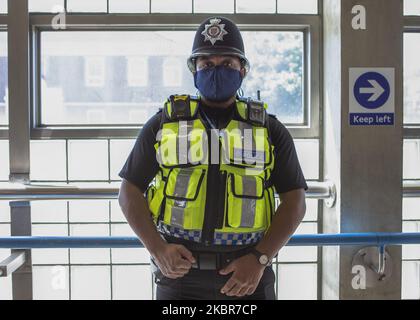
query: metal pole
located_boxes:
[7,0,30,183]
[0,252,26,277]
[1,232,420,249]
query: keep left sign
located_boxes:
[349,68,395,126]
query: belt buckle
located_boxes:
[198,253,217,270]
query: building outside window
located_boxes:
[84,56,106,88]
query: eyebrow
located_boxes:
[198,56,236,63]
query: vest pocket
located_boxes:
[145,185,157,218]
[264,186,276,227]
[163,167,206,229]
[226,173,266,229]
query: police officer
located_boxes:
[118,17,307,300]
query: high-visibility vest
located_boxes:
[146,95,276,246]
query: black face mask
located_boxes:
[194,65,243,102]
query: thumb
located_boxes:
[176,245,196,264]
[219,261,235,275]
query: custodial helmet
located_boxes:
[187,17,250,75]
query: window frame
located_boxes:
[402,15,420,299]
[29,14,320,139]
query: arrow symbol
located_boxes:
[359,80,385,102]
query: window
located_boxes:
[404,0,420,15]
[84,56,106,88]
[402,196,420,299]
[39,31,196,126]
[193,0,234,13]
[0,139,8,180]
[109,0,149,13]
[26,136,153,299]
[242,31,304,124]
[403,24,420,299]
[276,0,318,14]
[38,30,308,127]
[277,264,317,299]
[403,140,420,179]
[162,58,182,87]
[151,0,192,13]
[404,33,420,124]
[0,0,6,13]
[68,140,109,181]
[29,0,64,12]
[25,0,319,14]
[19,13,320,300]
[127,56,148,87]
[195,0,318,14]
[67,0,107,13]
[236,0,276,14]
[30,140,66,181]
[129,109,149,124]
[0,31,7,126]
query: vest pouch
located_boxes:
[145,184,162,222]
[163,167,206,229]
[146,169,168,221]
[264,186,276,227]
[226,173,266,229]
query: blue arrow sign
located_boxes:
[353,71,390,109]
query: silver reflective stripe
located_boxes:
[237,120,252,132]
[170,169,192,228]
[240,176,257,227]
[237,121,258,165]
[171,206,185,228]
[178,120,193,165]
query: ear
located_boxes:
[240,67,246,78]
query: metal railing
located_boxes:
[0,181,331,200]
[1,232,419,285]
[1,232,420,248]
[0,180,419,205]
[1,181,420,297]
[0,181,338,210]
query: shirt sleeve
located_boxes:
[118,111,162,193]
[268,115,309,194]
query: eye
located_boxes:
[199,61,213,70]
[224,61,234,68]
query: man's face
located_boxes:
[195,55,246,78]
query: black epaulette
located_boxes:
[163,94,200,121]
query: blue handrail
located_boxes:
[0,232,420,249]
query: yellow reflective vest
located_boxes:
[146,95,276,246]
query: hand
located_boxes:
[152,243,196,279]
[219,253,266,297]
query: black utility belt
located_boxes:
[190,248,253,270]
[151,246,254,272]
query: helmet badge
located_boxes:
[201,18,228,45]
